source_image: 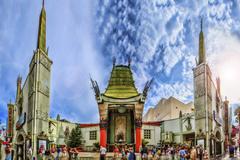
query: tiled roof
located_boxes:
[104,65,139,99]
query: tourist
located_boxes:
[50,147,57,159]
[4,144,12,160]
[56,147,61,159]
[100,146,106,160]
[59,147,69,160]
[184,147,190,160]
[128,147,136,160]
[26,145,33,160]
[124,145,129,155]
[113,145,119,158]
[197,145,203,160]
[156,148,161,159]
[179,146,186,160]
[234,145,238,156]
[140,145,148,160]
[229,145,235,158]
[170,146,175,160]
[203,149,208,160]
[190,146,197,160]
[45,150,54,160]
[37,149,44,160]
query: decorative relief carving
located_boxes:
[100,119,108,129]
[29,53,37,71]
[27,112,33,121]
[40,54,51,70]
[194,65,205,77]
[207,76,212,99]
[135,118,142,128]
[29,74,35,97]
[38,81,50,97]
[36,110,48,121]
[195,110,206,119]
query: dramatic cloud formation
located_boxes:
[0,0,240,124]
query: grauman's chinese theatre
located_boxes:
[91,60,152,152]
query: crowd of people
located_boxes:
[99,144,207,160]
[139,144,208,160]
[34,145,84,160]
[4,142,238,160]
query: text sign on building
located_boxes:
[7,105,14,137]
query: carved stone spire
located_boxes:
[198,18,206,64]
[37,0,47,53]
[16,75,22,101]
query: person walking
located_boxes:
[190,146,197,160]
[197,145,204,160]
[113,145,119,159]
[100,146,106,160]
[59,147,69,160]
[128,147,136,160]
[229,144,235,158]
[170,146,175,160]
[4,145,12,160]
[179,146,186,160]
[141,145,148,160]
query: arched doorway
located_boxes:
[215,131,222,155]
[16,134,24,160]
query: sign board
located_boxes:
[7,105,14,137]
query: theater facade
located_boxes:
[90,62,151,152]
[5,2,230,159]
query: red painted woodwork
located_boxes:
[100,128,107,147]
[135,127,141,153]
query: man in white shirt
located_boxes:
[100,146,107,160]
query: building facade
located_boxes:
[90,62,151,152]
[193,20,225,156]
[143,96,194,121]
[5,2,229,159]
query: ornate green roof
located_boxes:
[104,65,139,99]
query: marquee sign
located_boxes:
[7,105,14,137]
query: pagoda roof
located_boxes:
[103,65,139,99]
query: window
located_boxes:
[89,130,97,140]
[144,129,151,139]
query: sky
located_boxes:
[1,0,240,124]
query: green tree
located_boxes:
[67,125,83,148]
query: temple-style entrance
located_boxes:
[107,107,135,151]
[91,61,151,152]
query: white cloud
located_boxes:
[207,28,240,103]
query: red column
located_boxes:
[100,128,107,147]
[135,127,141,153]
[100,119,108,148]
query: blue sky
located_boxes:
[1,0,240,124]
